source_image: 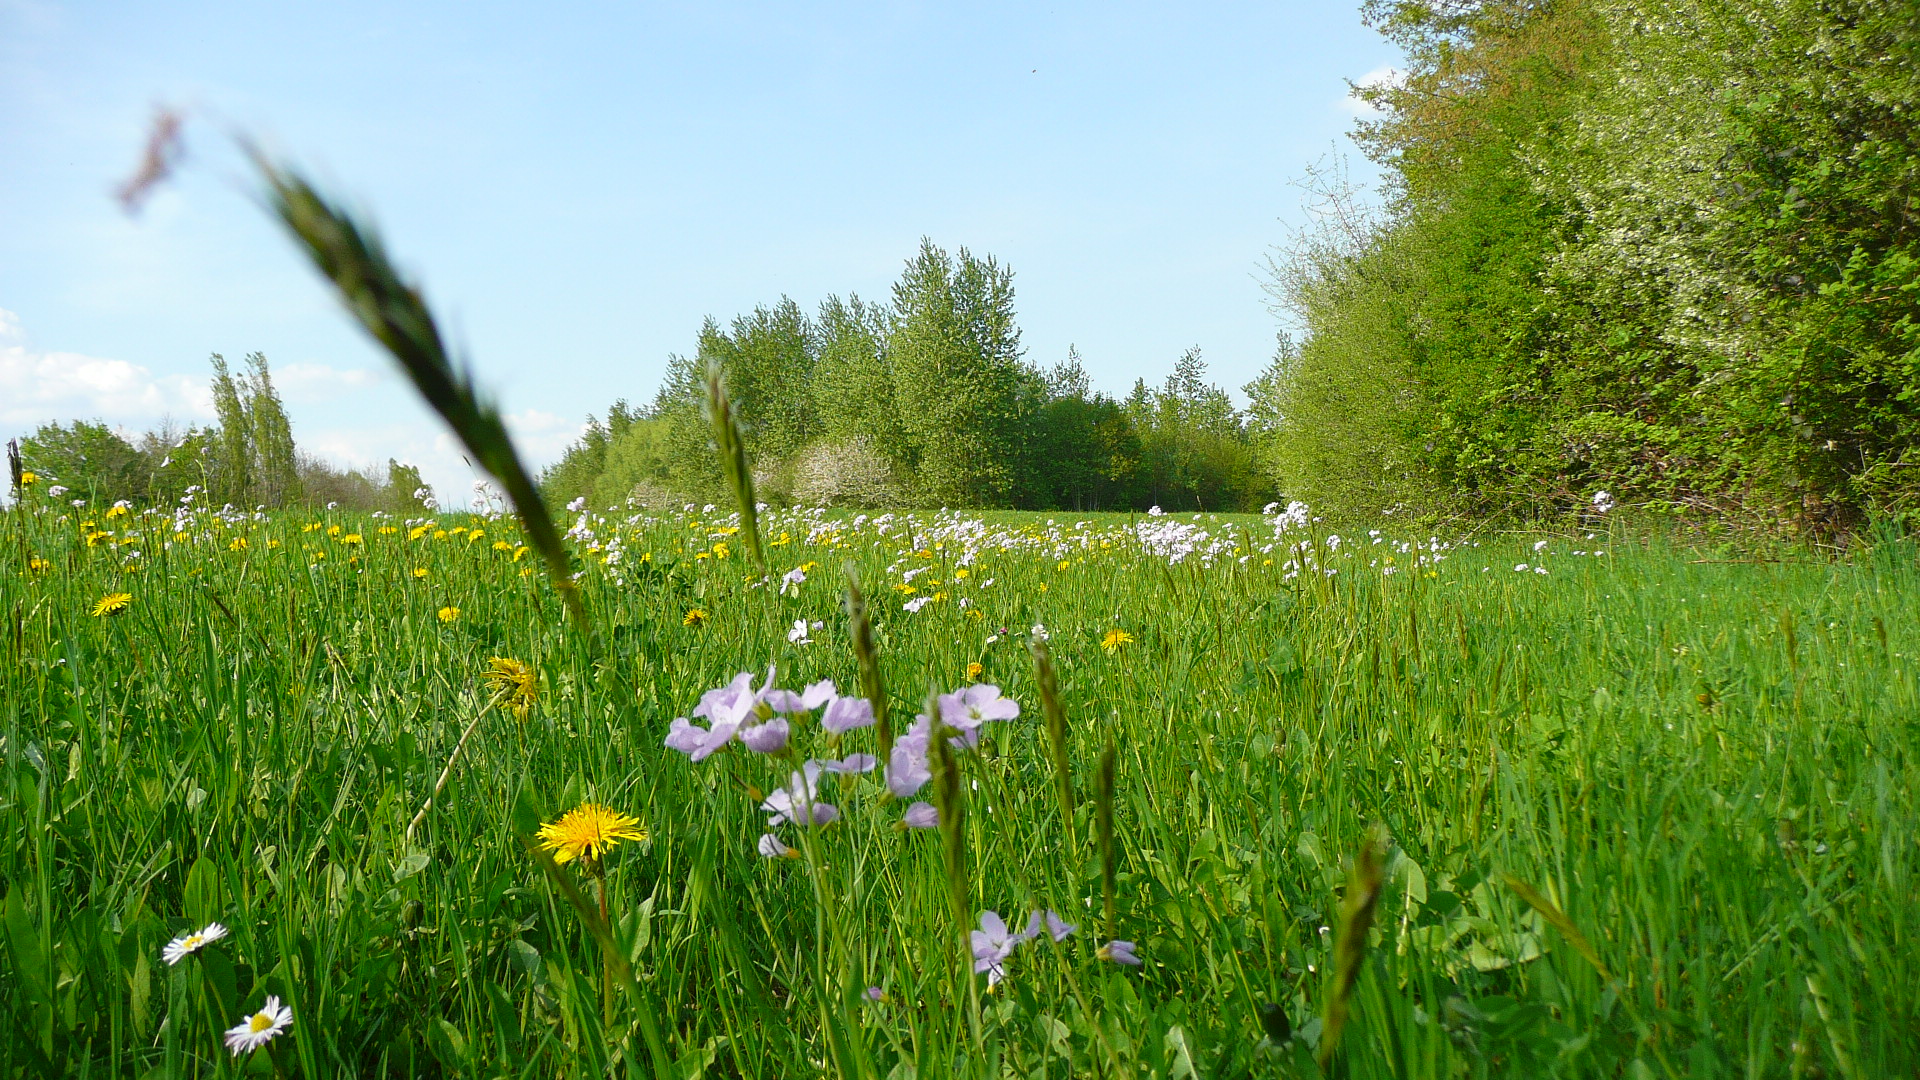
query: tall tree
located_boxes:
[243,352,302,507]
[207,353,254,507]
[813,293,906,456]
[887,238,1033,506]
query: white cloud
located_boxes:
[0,307,211,427]
[271,362,385,404]
[506,408,587,467]
[1340,66,1405,118]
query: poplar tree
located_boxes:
[887,238,1033,507]
[207,353,254,506]
[244,352,302,507]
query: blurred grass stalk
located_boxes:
[1319,825,1386,1070]
[843,567,893,763]
[1030,638,1076,841]
[247,145,591,638]
[705,356,767,577]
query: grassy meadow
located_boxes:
[3,492,1917,1078]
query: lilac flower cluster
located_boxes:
[665,667,875,762]
[882,684,1022,827]
[971,909,1076,984]
[665,667,1022,853]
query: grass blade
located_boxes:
[248,148,590,635]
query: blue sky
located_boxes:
[1,0,1397,499]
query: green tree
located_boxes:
[243,352,302,507]
[17,421,147,504]
[207,353,254,507]
[812,294,907,458]
[887,238,1034,506]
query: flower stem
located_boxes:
[406,695,501,841]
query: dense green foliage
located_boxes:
[541,239,1265,514]
[1259,0,1920,532]
[13,353,431,513]
[4,492,1917,1077]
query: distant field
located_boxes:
[3,496,1915,1077]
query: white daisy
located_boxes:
[224,996,293,1055]
[162,922,229,966]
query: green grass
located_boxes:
[2,496,1916,1078]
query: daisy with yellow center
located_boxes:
[437,606,460,623]
[537,802,647,866]
[223,996,293,1056]
[91,592,134,618]
[1101,628,1135,654]
[482,657,538,719]
[162,922,229,965]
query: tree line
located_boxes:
[13,352,431,512]
[543,238,1269,513]
[1257,0,1920,533]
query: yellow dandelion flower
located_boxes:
[229,537,248,551]
[451,526,468,536]
[378,525,398,535]
[105,504,129,519]
[437,606,460,623]
[683,608,707,627]
[28,556,51,573]
[492,540,512,552]
[409,524,431,540]
[1056,560,1071,571]
[340,533,363,545]
[512,545,529,561]
[18,471,36,486]
[954,568,970,580]
[1039,583,1049,592]
[482,657,538,718]
[433,529,448,540]
[931,591,948,603]
[91,592,134,618]
[893,583,915,595]
[712,541,731,560]
[967,608,985,621]
[537,802,646,865]
[266,539,281,549]
[1101,628,1134,653]
[413,567,429,578]
[965,662,983,680]
[327,525,341,537]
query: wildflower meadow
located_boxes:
[4,480,1919,1077]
